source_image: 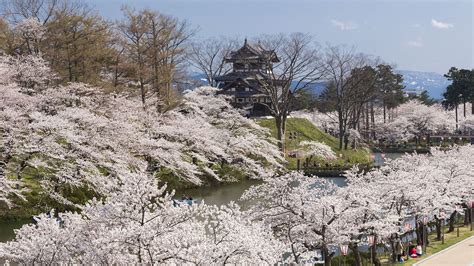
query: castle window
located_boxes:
[237,98,244,103]
[245,87,250,92]
[230,87,235,92]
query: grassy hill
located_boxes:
[257,117,371,169]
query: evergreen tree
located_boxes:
[375,64,405,123]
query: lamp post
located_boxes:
[339,244,348,266]
[368,234,375,266]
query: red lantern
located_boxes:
[439,211,446,219]
[340,244,349,256]
[423,216,429,225]
[468,200,474,209]
[368,235,375,246]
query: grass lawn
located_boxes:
[400,225,473,266]
[376,224,474,266]
[257,117,371,169]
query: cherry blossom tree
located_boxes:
[242,172,352,266]
[293,110,339,136]
[1,55,283,207]
[299,141,337,164]
[0,54,55,89]
[14,17,45,55]
[399,100,452,133]
[340,145,474,263]
[347,128,363,149]
[0,171,284,264]
[339,168,401,265]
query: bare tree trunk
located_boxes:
[275,116,286,153]
[365,103,370,139]
[416,221,423,245]
[322,244,334,266]
[371,235,381,266]
[455,104,459,131]
[390,238,397,263]
[463,100,466,118]
[140,82,146,106]
[448,211,456,233]
[383,100,386,124]
[344,133,349,150]
[338,112,344,150]
[370,102,375,140]
[349,242,362,266]
[435,219,442,241]
[465,208,471,225]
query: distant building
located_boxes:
[214,39,283,116]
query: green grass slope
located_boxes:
[257,117,371,169]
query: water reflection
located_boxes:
[178,177,347,209]
[0,219,30,243]
[0,153,401,243]
[373,152,404,166]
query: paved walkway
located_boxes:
[414,236,474,266]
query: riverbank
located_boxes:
[257,117,372,169]
[0,117,373,221]
[0,176,349,243]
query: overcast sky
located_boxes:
[85,0,473,74]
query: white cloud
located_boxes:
[406,38,424,48]
[431,19,453,29]
[331,19,358,31]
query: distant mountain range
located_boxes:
[396,70,451,99]
[189,70,451,100]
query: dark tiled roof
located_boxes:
[225,40,280,62]
[214,72,265,82]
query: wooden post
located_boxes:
[471,207,473,231]
[297,159,300,171]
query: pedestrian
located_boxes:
[396,240,404,263]
[410,245,418,258]
[187,196,193,206]
[416,244,423,257]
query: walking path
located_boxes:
[414,236,474,266]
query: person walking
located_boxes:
[396,240,404,262]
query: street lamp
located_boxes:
[367,235,375,266]
[339,244,348,266]
[404,223,412,232]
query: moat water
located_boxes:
[0,152,403,243]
